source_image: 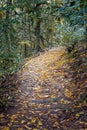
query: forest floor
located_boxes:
[0,43,87,130]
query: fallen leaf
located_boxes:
[38,120,43,126]
[3,127,10,130]
[21,120,25,124]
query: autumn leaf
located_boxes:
[18,128,23,130]
[31,118,37,123]
[37,120,43,126]
[3,127,10,130]
[0,113,4,118]
[54,121,59,126]
[76,113,80,117]
[21,120,25,124]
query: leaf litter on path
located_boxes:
[0,44,87,130]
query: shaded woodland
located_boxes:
[0,0,87,130]
[0,0,87,74]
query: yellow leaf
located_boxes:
[79,112,84,114]
[10,114,17,120]
[51,94,55,98]
[54,121,59,126]
[27,122,31,125]
[3,127,10,130]
[21,120,25,124]
[18,128,23,130]
[61,98,64,103]
[24,125,31,130]
[0,113,4,118]
[65,89,73,98]
[8,123,12,127]
[31,118,36,123]
[76,113,80,117]
[38,120,43,126]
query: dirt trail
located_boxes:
[18,47,67,101]
[0,46,87,130]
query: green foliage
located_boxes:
[0,46,21,74]
[57,22,85,47]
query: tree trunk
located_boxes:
[80,0,87,42]
[28,15,33,54]
[5,0,12,49]
[35,20,41,52]
[84,1,87,42]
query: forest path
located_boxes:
[0,46,87,130]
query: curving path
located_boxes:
[0,46,87,130]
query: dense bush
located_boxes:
[0,45,21,75]
[57,22,85,49]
